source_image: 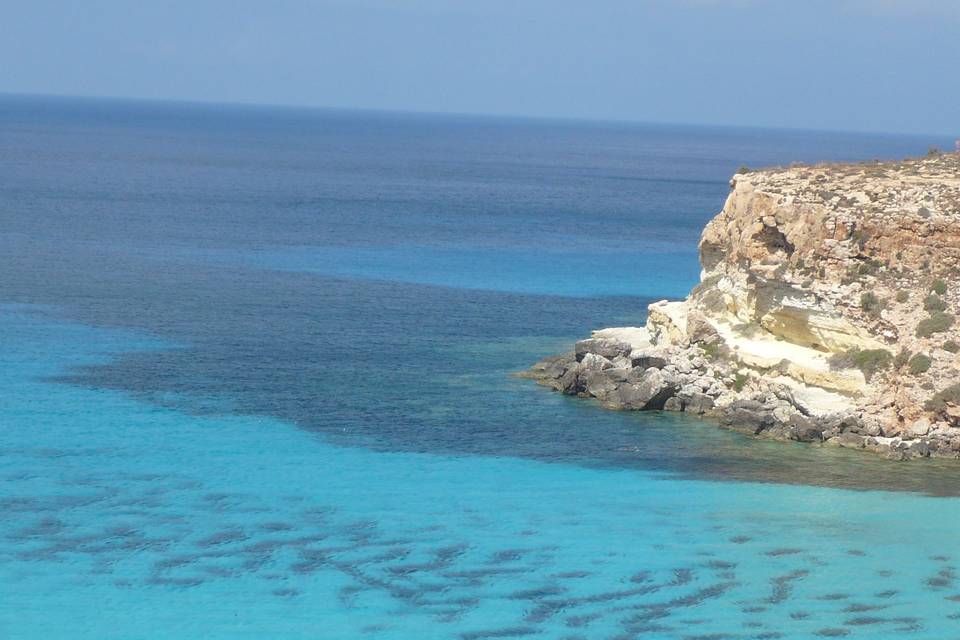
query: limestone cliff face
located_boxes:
[526,152,960,459]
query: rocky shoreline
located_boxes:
[523,152,960,461]
[522,330,933,460]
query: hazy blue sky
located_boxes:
[2,0,958,134]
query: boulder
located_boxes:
[575,338,632,362]
[786,414,824,442]
[664,396,685,412]
[720,400,776,434]
[907,440,931,457]
[907,418,931,438]
[686,310,718,344]
[827,433,866,449]
[684,393,715,415]
[629,349,668,370]
[861,422,882,437]
[557,367,581,395]
[581,368,626,402]
[612,368,678,410]
[524,354,573,381]
[579,352,614,372]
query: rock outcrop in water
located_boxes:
[524,151,960,459]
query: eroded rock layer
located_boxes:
[523,152,960,459]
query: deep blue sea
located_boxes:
[2,95,960,639]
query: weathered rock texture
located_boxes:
[523,152,960,460]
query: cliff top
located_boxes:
[733,151,960,223]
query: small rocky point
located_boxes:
[522,151,960,460]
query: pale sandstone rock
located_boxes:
[580,353,613,372]
[575,338,631,361]
[590,326,653,351]
[908,418,931,437]
[527,153,960,460]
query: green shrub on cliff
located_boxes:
[925,383,960,414]
[851,230,870,251]
[916,312,955,338]
[842,264,864,285]
[924,294,947,312]
[896,290,909,303]
[732,373,748,392]
[944,340,960,353]
[860,292,884,318]
[932,279,948,295]
[894,348,912,369]
[908,353,932,374]
[828,348,893,382]
[700,340,732,362]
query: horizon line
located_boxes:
[1,90,956,141]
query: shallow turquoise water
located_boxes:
[3,97,960,638]
[4,311,960,639]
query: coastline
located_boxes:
[524,152,960,461]
[520,327,930,460]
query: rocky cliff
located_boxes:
[524,151,960,459]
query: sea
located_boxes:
[1,94,959,639]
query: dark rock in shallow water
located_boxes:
[611,368,677,410]
[909,440,931,458]
[720,400,775,435]
[581,369,624,403]
[525,355,572,380]
[579,352,613,371]
[683,393,715,415]
[557,367,581,394]
[574,338,632,362]
[522,354,579,393]
[787,414,823,442]
[827,433,867,449]
[664,396,684,412]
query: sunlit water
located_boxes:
[2,96,959,638]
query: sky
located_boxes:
[1,0,958,134]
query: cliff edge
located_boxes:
[524,151,960,459]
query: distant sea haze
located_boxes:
[1,95,958,639]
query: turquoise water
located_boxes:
[249,245,699,298]
[2,96,960,638]
[5,307,960,639]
